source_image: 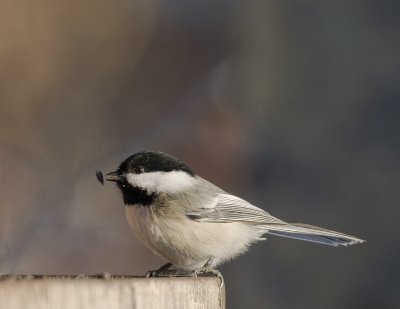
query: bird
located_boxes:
[99,151,364,277]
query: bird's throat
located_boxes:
[120,185,156,206]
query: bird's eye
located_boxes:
[134,166,144,174]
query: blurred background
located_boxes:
[0,0,399,308]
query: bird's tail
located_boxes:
[260,223,365,246]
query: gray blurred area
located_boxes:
[0,1,399,308]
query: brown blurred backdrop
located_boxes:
[0,1,399,308]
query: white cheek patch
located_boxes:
[126,170,194,193]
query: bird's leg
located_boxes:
[145,263,174,277]
[157,262,173,272]
[204,257,214,268]
[145,263,199,278]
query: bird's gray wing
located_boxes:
[185,193,365,246]
[185,193,285,225]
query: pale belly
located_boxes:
[125,205,265,270]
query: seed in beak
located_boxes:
[96,170,104,185]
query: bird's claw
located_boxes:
[192,267,224,289]
[145,269,179,278]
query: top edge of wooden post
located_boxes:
[0,274,225,309]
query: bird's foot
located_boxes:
[145,263,224,288]
[192,267,224,288]
[192,267,221,277]
[145,263,175,278]
[145,269,179,278]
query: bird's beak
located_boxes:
[105,171,122,182]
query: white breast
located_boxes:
[125,204,266,270]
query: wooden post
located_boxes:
[0,275,225,309]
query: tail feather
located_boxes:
[259,223,365,247]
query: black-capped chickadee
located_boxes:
[99,151,364,277]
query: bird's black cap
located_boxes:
[118,151,194,176]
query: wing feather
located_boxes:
[185,193,285,225]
